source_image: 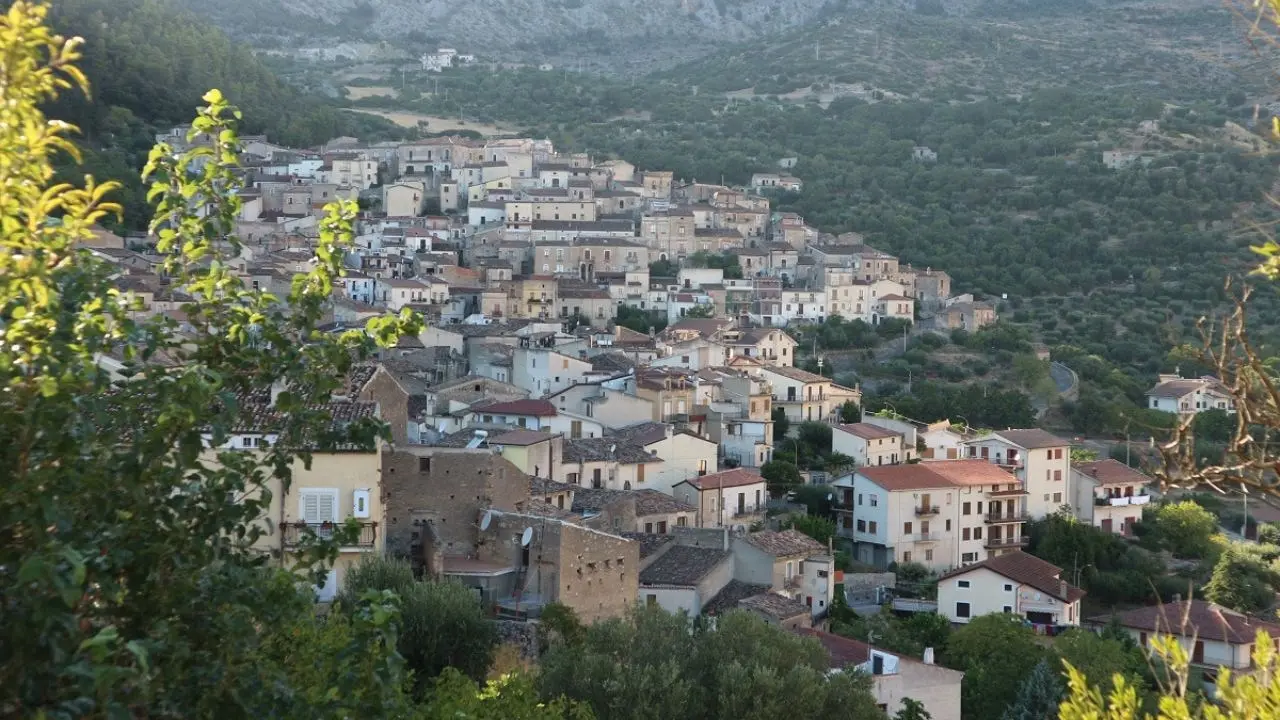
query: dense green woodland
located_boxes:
[28,0,404,229]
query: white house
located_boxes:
[1070,459,1153,536]
[799,630,963,720]
[962,429,1071,520]
[672,468,768,530]
[937,550,1084,627]
[1145,375,1234,417]
[511,347,593,397]
[638,545,734,617]
[606,422,718,496]
[833,422,914,468]
[733,529,834,619]
[1089,600,1280,688]
[465,399,559,431]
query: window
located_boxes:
[962,502,971,515]
[1054,470,1063,482]
[955,602,971,618]
[924,549,933,562]
[962,552,978,563]
[945,519,952,531]
[644,522,653,533]
[1003,606,1013,613]
[962,528,971,541]
[957,580,970,589]
[677,516,687,527]
[857,494,863,506]
[1053,492,1062,503]
[870,496,878,507]
[1004,583,1013,592]
[299,489,339,526]
[868,521,878,533]
[903,521,913,534]
[647,594,657,607]
[856,519,866,532]
[974,527,983,539]
[902,551,912,563]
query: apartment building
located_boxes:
[832,423,915,468]
[963,429,1072,519]
[1070,459,1153,536]
[833,460,1029,572]
[672,468,769,530]
[759,365,861,424]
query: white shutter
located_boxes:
[300,489,339,525]
[301,492,321,524]
[317,491,337,522]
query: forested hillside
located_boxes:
[25,0,402,228]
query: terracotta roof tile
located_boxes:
[742,529,827,557]
[471,399,558,417]
[1089,600,1280,644]
[992,429,1070,449]
[940,550,1085,603]
[836,423,901,440]
[680,468,765,491]
[1073,459,1152,487]
[639,545,731,587]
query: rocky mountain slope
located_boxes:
[181,0,851,67]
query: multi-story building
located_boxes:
[758,365,861,425]
[1145,375,1234,417]
[832,423,915,468]
[672,468,769,530]
[1070,459,1153,536]
[733,529,835,619]
[962,429,1072,520]
[833,460,1029,571]
[639,208,696,261]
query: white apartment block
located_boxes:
[962,429,1072,520]
[833,460,1028,572]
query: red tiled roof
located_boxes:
[836,423,901,440]
[859,460,1012,491]
[679,468,765,490]
[794,629,871,668]
[1073,459,1151,487]
[1089,600,1280,645]
[471,399,558,417]
[940,550,1085,603]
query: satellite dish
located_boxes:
[826,493,833,502]
[480,510,493,531]
[520,527,534,547]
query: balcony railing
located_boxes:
[984,512,1030,524]
[1096,494,1151,507]
[984,536,1029,550]
[283,521,378,548]
[914,505,941,516]
[785,575,803,589]
[987,487,1029,497]
[911,532,941,543]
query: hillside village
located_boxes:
[81,129,1259,718]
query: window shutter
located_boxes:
[302,492,321,524]
[318,491,336,522]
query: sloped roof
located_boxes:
[563,437,658,464]
[619,532,675,559]
[1089,600,1280,644]
[702,579,773,616]
[836,423,901,440]
[1073,459,1151,487]
[739,592,810,620]
[606,421,670,447]
[633,489,696,515]
[679,468,765,491]
[742,529,826,558]
[639,545,731,587]
[992,429,1069,449]
[939,550,1085,603]
[1147,377,1227,398]
[471,399,558,417]
[490,429,557,446]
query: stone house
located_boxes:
[732,529,835,619]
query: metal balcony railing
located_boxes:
[914,505,940,516]
[283,521,378,548]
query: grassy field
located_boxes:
[346,108,517,136]
[344,85,397,100]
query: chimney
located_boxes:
[1060,580,1068,598]
[922,647,935,665]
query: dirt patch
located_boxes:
[346,109,516,136]
[345,86,398,100]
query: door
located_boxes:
[1193,641,1204,664]
[1101,518,1113,534]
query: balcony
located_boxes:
[984,512,1030,524]
[984,536,1029,550]
[911,532,941,543]
[1096,494,1151,507]
[914,504,941,516]
[785,575,803,589]
[283,521,378,548]
[986,487,1029,498]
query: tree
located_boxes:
[538,607,885,720]
[895,698,932,720]
[1153,500,1219,558]
[772,406,791,439]
[1001,659,1063,720]
[1204,545,1280,614]
[1052,630,1147,703]
[783,514,837,545]
[946,614,1045,720]
[683,304,716,318]
[423,668,593,720]
[823,451,856,478]
[761,460,803,494]
[0,5,428,715]
[839,400,862,423]
[1059,632,1280,719]
[340,557,498,691]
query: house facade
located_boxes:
[963,429,1071,520]
[1070,459,1153,535]
[673,468,768,530]
[937,551,1084,627]
[1146,375,1234,417]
